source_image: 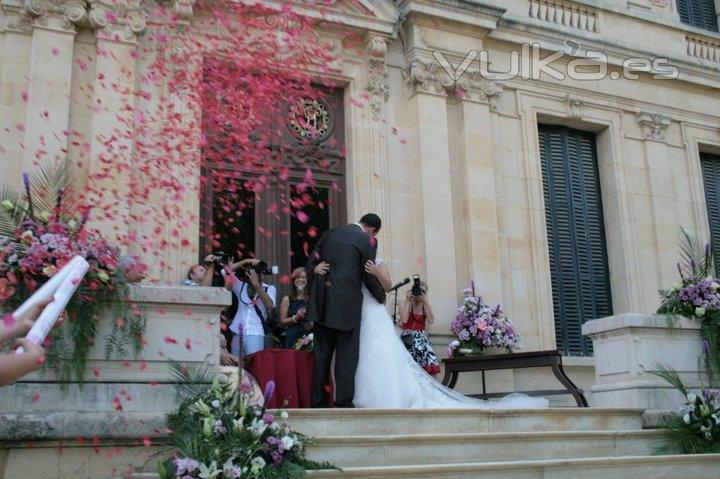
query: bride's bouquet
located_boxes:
[447,287,519,357]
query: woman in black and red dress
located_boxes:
[398,281,441,376]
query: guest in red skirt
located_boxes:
[398,281,441,376]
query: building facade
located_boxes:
[2,0,720,391]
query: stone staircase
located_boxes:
[3,407,720,478]
[286,408,720,479]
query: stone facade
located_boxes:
[2,0,720,394]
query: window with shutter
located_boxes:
[677,0,719,32]
[538,125,613,356]
[700,153,720,275]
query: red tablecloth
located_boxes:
[244,348,315,408]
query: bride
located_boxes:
[354,259,548,409]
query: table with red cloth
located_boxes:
[244,348,316,408]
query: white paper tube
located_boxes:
[15,257,89,354]
[12,256,85,319]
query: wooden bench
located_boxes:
[441,349,588,407]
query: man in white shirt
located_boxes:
[224,259,277,357]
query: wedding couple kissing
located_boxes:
[306,213,547,409]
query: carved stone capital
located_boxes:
[637,110,671,141]
[455,72,504,109]
[88,0,147,42]
[162,0,196,23]
[565,94,584,119]
[402,58,447,97]
[13,0,86,32]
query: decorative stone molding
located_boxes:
[365,35,389,117]
[637,110,671,141]
[402,58,447,96]
[686,34,720,63]
[529,0,598,33]
[564,93,584,119]
[88,0,148,41]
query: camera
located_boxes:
[206,252,230,266]
[240,260,279,279]
[411,274,425,297]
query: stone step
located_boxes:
[305,454,720,479]
[305,430,663,468]
[282,407,644,436]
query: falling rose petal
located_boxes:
[142,436,152,447]
[20,91,28,102]
[51,47,60,56]
[296,211,309,224]
[104,10,118,22]
[308,226,318,238]
[163,335,177,345]
[31,392,41,403]
[92,368,101,378]
[184,338,192,350]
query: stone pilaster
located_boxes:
[21,0,84,174]
[637,110,677,287]
[453,83,504,305]
[347,33,393,259]
[0,0,85,184]
[404,57,459,323]
[84,0,147,243]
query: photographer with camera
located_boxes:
[223,257,277,358]
[398,275,441,376]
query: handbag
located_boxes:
[400,332,414,350]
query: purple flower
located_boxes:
[213,419,227,435]
[702,340,710,355]
[263,380,276,403]
[263,413,275,425]
[173,457,199,475]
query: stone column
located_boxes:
[403,58,459,323]
[21,0,85,172]
[455,78,505,304]
[84,0,147,244]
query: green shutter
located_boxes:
[538,125,613,356]
[701,153,720,275]
[677,0,718,32]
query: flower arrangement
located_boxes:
[657,228,720,382]
[447,285,519,357]
[293,333,314,352]
[0,163,145,382]
[653,364,720,454]
[159,363,333,479]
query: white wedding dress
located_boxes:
[354,286,549,409]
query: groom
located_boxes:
[307,213,386,408]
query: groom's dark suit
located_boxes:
[307,224,386,407]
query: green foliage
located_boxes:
[652,363,720,455]
[676,226,715,280]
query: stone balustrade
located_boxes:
[686,33,720,63]
[528,0,598,33]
